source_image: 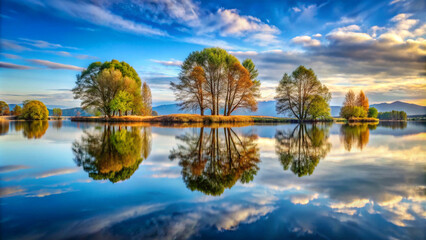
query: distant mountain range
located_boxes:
[152,101,426,117]
[7,101,425,117]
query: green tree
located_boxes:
[377,110,407,120]
[308,95,331,120]
[72,60,142,117]
[275,66,330,121]
[368,107,378,118]
[340,106,366,119]
[110,90,134,116]
[21,100,49,120]
[52,108,62,118]
[0,101,9,115]
[12,105,22,116]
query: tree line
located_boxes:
[377,111,407,120]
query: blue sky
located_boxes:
[0,0,425,107]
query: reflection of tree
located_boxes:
[52,120,63,130]
[72,126,152,183]
[11,121,49,139]
[0,121,9,135]
[339,124,372,151]
[379,121,407,129]
[275,124,331,177]
[170,127,260,196]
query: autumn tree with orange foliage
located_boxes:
[224,62,258,116]
[356,90,369,112]
[340,90,370,119]
[172,47,260,116]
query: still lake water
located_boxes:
[0,120,425,240]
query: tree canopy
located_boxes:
[171,47,260,116]
[275,66,331,121]
[21,100,49,120]
[340,90,370,119]
[12,105,22,116]
[368,107,378,118]
[52,108,62,118]
[0,101,10,116]
[72,60,145,117]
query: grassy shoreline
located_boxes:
[69,114,352,124]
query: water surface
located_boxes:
[1,121,425,239]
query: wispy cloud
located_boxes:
[22,0,168,37]
[0,187,25,198]
[27,59,84,71]
[0,39,31,51]
[1,53,22,59]
[19,38,78,50]
[0,165,30,173]
[0,62,33,70]
[35,167,79,179]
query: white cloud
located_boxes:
[197,8,281,46]
[292,7,301,12]
[313,33,322,38]
[292,36,321,47]
[336,24,361,32]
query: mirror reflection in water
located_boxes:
[275,124,332,177]
[169,127,260,196]
[72,125,152,183]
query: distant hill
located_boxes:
[370,101,425,115]
[48,107,92,117]
[153,101,426,117]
